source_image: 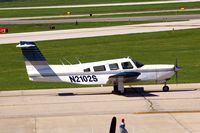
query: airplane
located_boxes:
[17,41,181,94]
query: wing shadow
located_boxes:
[57,92,112,96]
[57,87,196,97]
[124,87,158,97]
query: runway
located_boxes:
[0,83,200,133]
[1,18,200,45]
[2,14,200,24]
[1,10,200,21]
[1,0,200,10]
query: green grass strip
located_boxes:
[0,0,172,8]
[0,22,152,33]
[0,2,200,18]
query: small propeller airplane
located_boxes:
[17,41,181,94]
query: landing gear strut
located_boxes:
[112,82,125,95]
[112,85,119,94]
[162,83,169,92]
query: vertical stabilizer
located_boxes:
[17,41,60,82]
[16,41,48,65]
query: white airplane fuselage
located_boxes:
[26,58,175,84]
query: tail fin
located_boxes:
[16,41,48,65]
[17,41,59,82]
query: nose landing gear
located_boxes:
[163,83,169,92]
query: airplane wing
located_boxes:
[108,71,141,84]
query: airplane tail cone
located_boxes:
[109,117,117,133]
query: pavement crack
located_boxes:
[135,90,156,112]
[34,117,37,133]
[144,96,156,112]
[169,113,192,133]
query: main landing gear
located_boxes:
[162,83,169,92]
[112,82,125,95]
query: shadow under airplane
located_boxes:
[57,87,196,97]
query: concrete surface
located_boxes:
[1,9,200,21]
[0,83,200,133]
[1,19,200,44]
[1,0,200,10]
[2,14,200,24]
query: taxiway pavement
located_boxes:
[1,14,200,24]
[0,18,200,45]
[0,83,200,133]
[1,10,200,21]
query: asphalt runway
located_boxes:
[1,18,200,45]
[1,9,200,21]
[0,83,200,133]
[1,0,200,10]
[1,14,200,24]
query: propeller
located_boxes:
[174,58,182,83]
[109,116,117,133]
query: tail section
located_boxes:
[16,41,48,65]
[17,41,60,82]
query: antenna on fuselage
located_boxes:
[75,57,82,64]
[59,59,65,65]
[63,57,72,65]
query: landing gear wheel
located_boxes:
[163,85,169,92]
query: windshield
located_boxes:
[131,58,144,68]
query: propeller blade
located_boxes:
[176,69,178,83]
[109,117,117,133]
[174,58,182,83]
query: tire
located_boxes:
[163,85,169,92]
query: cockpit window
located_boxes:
[109,63,119,70]
[84,68,90,72]
[121,62,133,69]
[131,59,144,68]
[93,65,106,72]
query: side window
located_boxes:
[93,65,106,72]
[109,63,119,70]
[84,68,90,72]
[121,62,133,69]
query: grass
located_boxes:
[0,2,200,18]
[0,21,153,33]
[0,28,200,90]
[0,0,172,8]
